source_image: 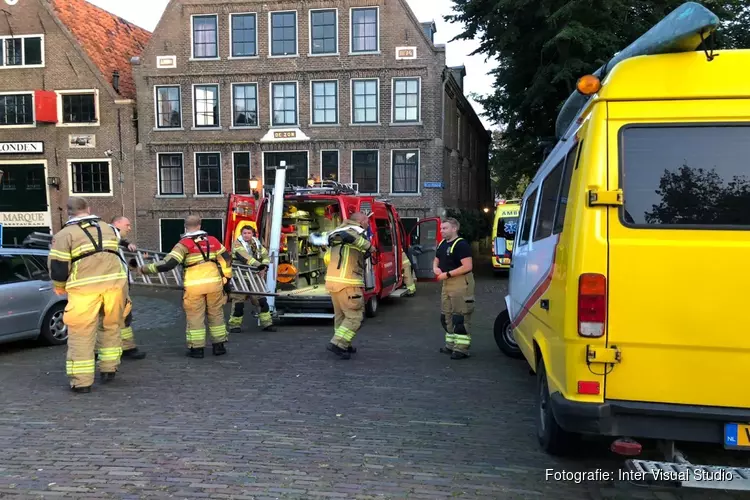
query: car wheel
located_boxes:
[365,295,379,318]
[494,310,523,359]
[536,358,577,455]
[40,302,68,346]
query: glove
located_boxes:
[128,258,138,269]
[256,264,268,271]
[223,282,232,294]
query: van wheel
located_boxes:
[494,310,523,359]
[537,359,577,455]
[40,302,68,346]
[365,295,379,318]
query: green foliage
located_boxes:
[445,208,493,242]
[447,0,750,188]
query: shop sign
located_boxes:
[0,142,44,154]
[261,128,310,143]
[0,211,51,227]
[396,47,417,60]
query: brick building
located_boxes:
[0,0,150,245]
[132,0,491,251]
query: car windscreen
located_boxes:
[497,217,519,239]
[621,125,750,227]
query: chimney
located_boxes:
[112,70,120,94]
[421,21,436,44]
[448,65,467,92]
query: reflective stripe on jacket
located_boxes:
[232,237,269,267]
[324,219,373,291]
[48,215,128,290]
[142,231,232,293]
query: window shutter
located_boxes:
[34,90,58,123]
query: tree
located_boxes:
[446,0,750,184]
[645,164,750,225]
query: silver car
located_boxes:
[0,248,68,346]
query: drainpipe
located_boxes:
[117,108,125,217]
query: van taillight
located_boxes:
[578,273,606,337]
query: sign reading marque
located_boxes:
[0,142,44,154]
[0,211,52,227]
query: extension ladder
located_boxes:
[121,248,276,297]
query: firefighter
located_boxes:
[48,197,128,393]
[402,250,416,296]
[139,215,232,358]
[320,212,373,360]
[433,217,475,360]
[227,226,276,333]
[110,216,147,359]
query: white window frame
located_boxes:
[349,7,380,55]
[153,85,183,130]
[319,149,340,182]
[155,152,186,198]
[158,218,185,252]
[67,158,113,197]
[190,14,220,61]
[230,82,260,129]
[391,77,422,125]
[193,151,223,197]
[350,78,380,126]
[350,149,380,195]
[192,83,221,130]
[308,8,339,57]
[309,79,339,127]
[389,148,421,196]
[228,12,259,59]
[268,10,299,58]
[269,81,299,128]
[262,150,309,187]
[0,34,45,69]
[200,217,225,241]
[231,151,253,194]
[0,91,35,128]
[56,89,100,128]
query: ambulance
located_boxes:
[225,181,441,319]
[491,199,521,271]
[496,2,750,489]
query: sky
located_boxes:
[86,0,498,130]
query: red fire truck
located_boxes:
[224,182,441,319]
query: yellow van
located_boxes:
[491,200,520,271]
[496,2,750,484]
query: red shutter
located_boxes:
[34,90,58,123]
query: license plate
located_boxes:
[724,423,750,448]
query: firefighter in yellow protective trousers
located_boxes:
[434,217,475,360]
[319,212,373,360]
[402,250,416,296]
[139,215,232,358]
[227,226,276,332]
[95,216,146,360]
[48,197,128,393]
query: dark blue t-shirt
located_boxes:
[436,238,472,272]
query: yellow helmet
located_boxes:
[323,250,331,266]
[314,206,326,216]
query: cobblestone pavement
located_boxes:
[0,259,746,499]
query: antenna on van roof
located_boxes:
[554,1,720,140]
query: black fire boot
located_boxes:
[188,347,205,359]
[347,345,357,354]
[229,326,242,334]
[327,343,351,360]
[212,342,227,356]
[100,372,116,383]
[439,347,453,355]
[451,351,470,360]
[122,348,146,360]
[262,325,277,332]
[71,386,92,394]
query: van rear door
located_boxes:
[605,100,750,409]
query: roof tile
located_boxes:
[51,0,151,100]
